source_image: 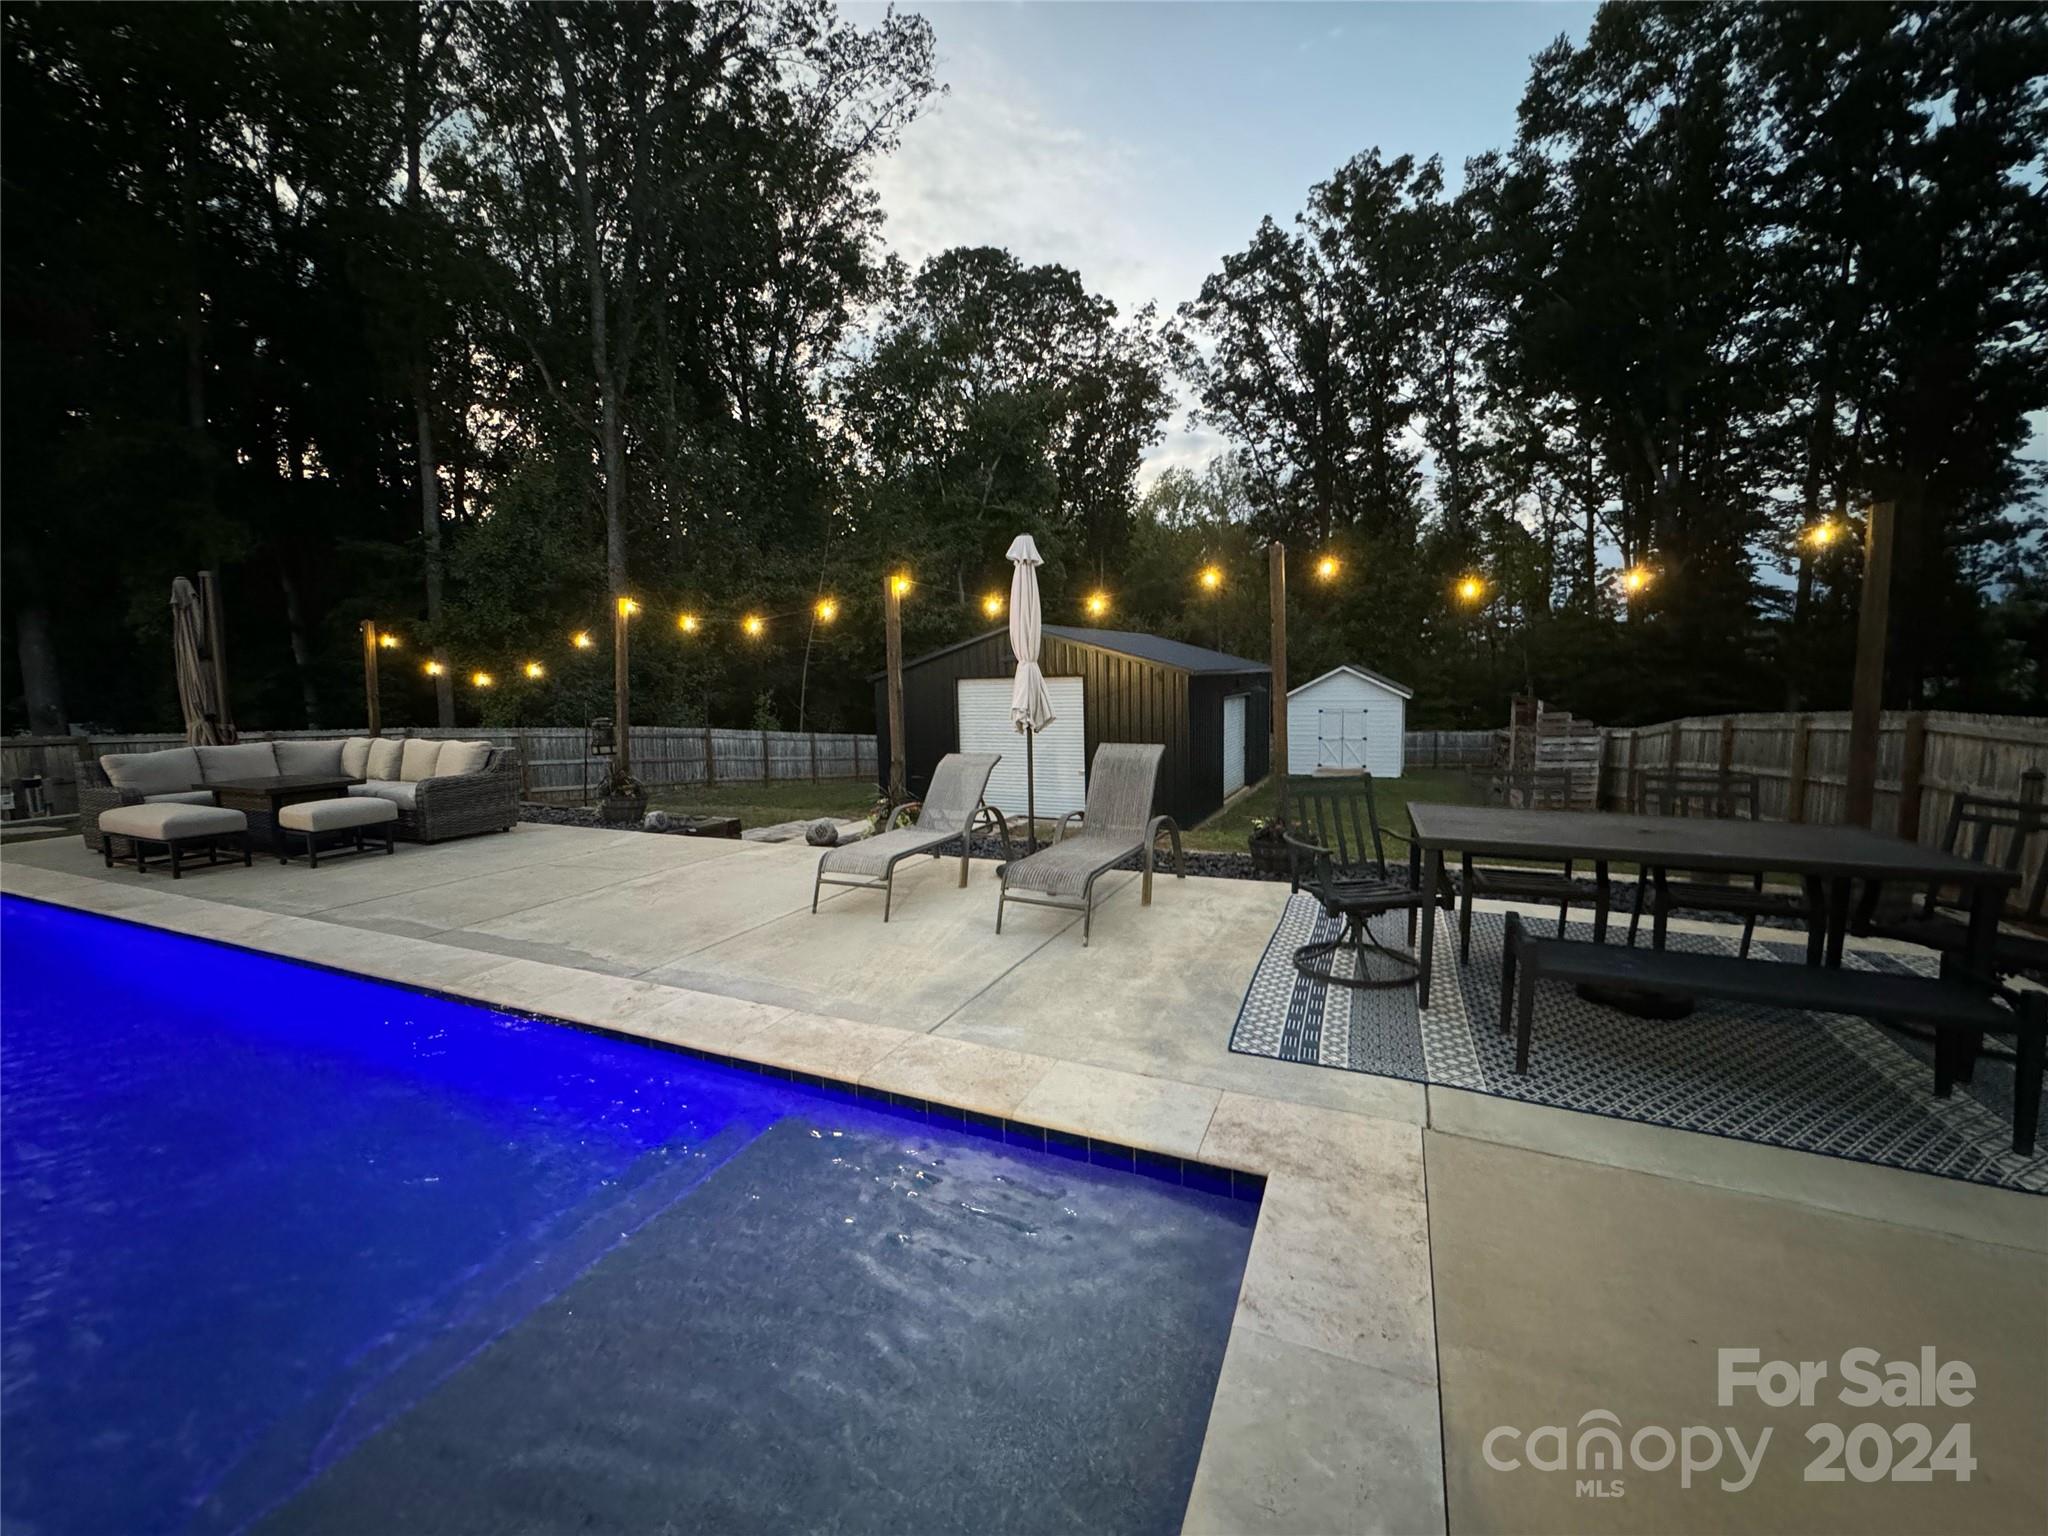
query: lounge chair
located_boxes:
[996,743,1184,946]
[812,752,1010,920]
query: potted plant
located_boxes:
[1247,815,1293,879]
[598,764,648,825]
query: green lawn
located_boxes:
[646,777,878,831]
[1184,767,1492,853]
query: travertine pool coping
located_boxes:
[0,862,1445,1536]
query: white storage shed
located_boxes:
[1286,664,1413,778]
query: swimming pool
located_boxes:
[0,896,1258,1534]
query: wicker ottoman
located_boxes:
[278,796,399,868]
[98,803,251,878]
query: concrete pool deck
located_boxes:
[5,822,2043,1535]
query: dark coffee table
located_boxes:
[195,775,360,852]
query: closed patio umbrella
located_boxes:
[1007,534,1056,854]
[171,576,226,745]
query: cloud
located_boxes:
[870,45,1224,481]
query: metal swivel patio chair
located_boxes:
[812,752,1010,920]
[995,743,1183,945]
[1282,776,1453,989]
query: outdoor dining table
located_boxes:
[1406,804,2019,1009]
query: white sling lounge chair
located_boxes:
[996,743,1184,946]
[812,752,1010,921]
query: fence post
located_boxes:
[1897,710,1929,843]
[810,732,819,781]
[760,728,771,783]
[1787,714,1813,823]
[2020,768,2044,821]
[704,725,716,788]
[1716,716,1736,810]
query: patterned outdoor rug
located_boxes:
[1229,894,2047,1194]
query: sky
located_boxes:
[848,0,1599,480]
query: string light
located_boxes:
[1622,565,1653,596]
[1315,554,1341,582]
[471,670,494,689]
[742,614,765,638]
[1085,591,1110,619]
[1807,521,1838,549]
[890,573,912,597]
[1199,565,1223,592]
[1456,575,1485,605]
[423,660,445,677]
[571,631,594,649]
[522,661,545,680]
[814,597,838,624]
[377,632,401,649]
[616,596,639,618]
[677,613,700,635]
[982,592,1005,619]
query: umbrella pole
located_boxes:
[1026,726,1037,855]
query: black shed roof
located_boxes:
[882,625,1269,679]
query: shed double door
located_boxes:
[956,677,1087,818]
[1317,707,1369,773]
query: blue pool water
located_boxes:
[0,896,1258,1534]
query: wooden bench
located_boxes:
[1499,911,2046,1155]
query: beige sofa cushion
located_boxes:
[399,738,445,782]
[101,746,202,796]
[279,796,397,831]
[196,742,281,782]
[340,736,374,779]
[348,781,418,810]
[142,790,218,806]
[436,740,492,776]
[276,739,346,777]
[98,802,247,840]
[364,738,403,780]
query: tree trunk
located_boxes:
[405,4,456,728]
[14,601,67,735]
[546,16,628,597]
[277,561,321,728]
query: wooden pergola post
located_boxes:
[884,574,907,800]
[1845,502,1895,828]
[1269,543,1288,789]
[359,620,381,736]
[613,596,632,779]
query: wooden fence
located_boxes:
[1,724,878,815]
[1598,709,2048,902]
[1404,729,1494,768]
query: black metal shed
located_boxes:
[874,626,1271,829]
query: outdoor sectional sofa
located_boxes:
[81,736,520,853]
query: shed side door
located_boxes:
[955,677,1087,818]
[1222,694,1247,796]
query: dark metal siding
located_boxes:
[877,633,1267,828]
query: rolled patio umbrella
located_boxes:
[1006,534,1056,854]
[170,576,226,745]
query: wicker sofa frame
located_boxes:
[81,745,523,854]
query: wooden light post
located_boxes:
[1269,543,1288,785]
[1844,502,1895,828]
[884,573,907,800]
[613,596,634,779]
[359,620,382,736]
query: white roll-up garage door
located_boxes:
[956,676,1087,819]
[1222,694,1247,796]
